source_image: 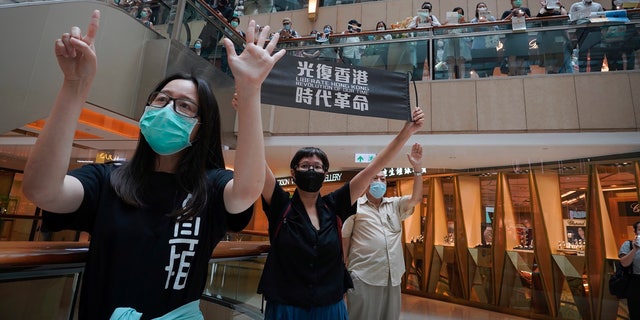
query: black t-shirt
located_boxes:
[501,7,531,19]
[43,164,252,319]
[258,182,356,308]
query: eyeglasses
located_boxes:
[297,163,324,172]
[147,91,199,118]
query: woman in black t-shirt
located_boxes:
[23,10,285,319]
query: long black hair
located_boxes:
[110,73,224,220]
[475,2,487,19]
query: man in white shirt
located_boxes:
[342,143,424,320]
[569,0,605,72]
[568,0,604,13]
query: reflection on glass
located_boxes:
[507,173,534,250]
[405,179,429,292]
[433,178,464,297]
[599,163,639,249]
[469,174,498,304]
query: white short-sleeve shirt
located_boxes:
[342,195,414,287]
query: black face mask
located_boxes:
[294,170,325,192]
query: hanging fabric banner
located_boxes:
[261,54,412,121]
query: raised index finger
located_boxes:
[84,10,100,45]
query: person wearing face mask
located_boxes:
[568,0,605,72]
[137,6,154,28]
[365,21,393,69]
[278,17,300,40]
[536,1,572,74]
[303,24,339,62]
[197,0,234,59]
[408,2,441,80]
[442,7,472,79]
[339,19,366,66]
[220,15,246,77]
[501,0,532,76]
[469,2,499,78]
[341,143,424,320]
[258,109,425,320]
[24,10,286,319]
[409,1,441,28]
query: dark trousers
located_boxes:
[628,274,640,320]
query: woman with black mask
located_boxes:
[258,107,424,319]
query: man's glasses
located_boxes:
[147,91,199,118]
[297,163,324,172]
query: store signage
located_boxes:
[276,171,357,187]
[384,167,425,177]
[95,151,123,164]
[355,153,375,163]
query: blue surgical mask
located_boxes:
[513,0,522,7]
[139,104,198,155]
[140,11,148,18]
[284,24,291,30]
[194,42,202,49]
[231,21,239,28]
[324,27,331,34]
[369,181,387,199]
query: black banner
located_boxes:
[261,55,411,121]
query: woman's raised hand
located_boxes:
[405,107,425,134]
[223,20,286,90]
[55,10,100,82]
[407,143,423,168]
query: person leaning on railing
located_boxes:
[536,0,572,74]
[302,24,339,63]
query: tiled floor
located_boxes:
[400,294,530,320]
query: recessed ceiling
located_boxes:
[0,107,639,178]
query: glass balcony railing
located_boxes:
[275,10,640,80]
[0,240,270,319]
[91,1,640,81]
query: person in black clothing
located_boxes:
[619,221,640,320]
[221,15,246,77]
[536,1,572,73]
[198,0,234,59]
[258,108,424,319]
[24,10,285,319]
[501,0,531,76]
[212,0,234,22]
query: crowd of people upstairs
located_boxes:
[114,0,639,79]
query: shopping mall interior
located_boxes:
[1,0,640,319]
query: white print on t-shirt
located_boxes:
[164,193,201,290]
